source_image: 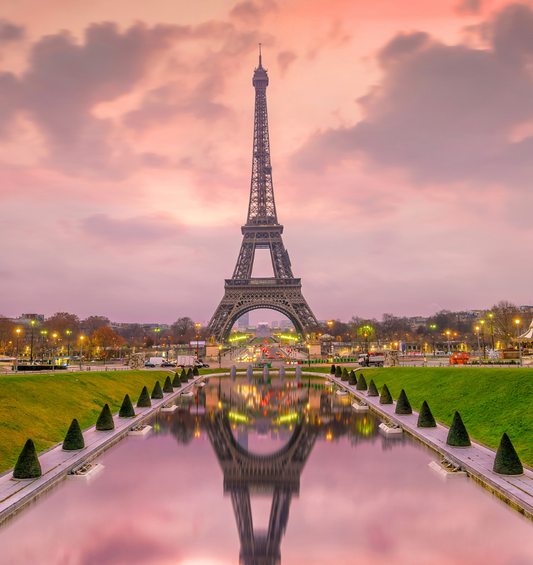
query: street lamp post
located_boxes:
[327,321,333,359]
[66,330,72,358]
[154,328,160,349]
[446,331,451,356]
[515,319,522,367]
[15,328,21,373]
[40,330,47,362]
[488,313,495,350]
[52,333,58,370]
[218,345,222,368]
[480,320,486,358]
[430,324,436,357]
[195,323,201,360]
[475,326,482,365]
[307,344,311,367]
[80,336,84,370]
[30,320,35,363]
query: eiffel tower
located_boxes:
[207,47,318,341]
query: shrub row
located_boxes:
[13,370,192,479]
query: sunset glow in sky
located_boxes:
[1,0,532,323]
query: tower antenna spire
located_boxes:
[259,43,262,67]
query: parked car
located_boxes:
[145,361,156,368]
[194,359,210,368]
[161,361,176,367]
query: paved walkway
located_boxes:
[0,373,219,526]
[305,370,533,519]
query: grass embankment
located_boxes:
[307,366,533,466]
[0,370,179,474]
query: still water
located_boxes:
[2,377,533,565]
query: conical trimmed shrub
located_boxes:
[367,379,379,397]
[119,394,135,418]
[493,433,523,475]
[446,411,471,447]
[172,372,182,388]
[379,383,393,404]
[62,418,85,450]
[395,389,412,415]
[193,366,199,377]
[96,403,115,430]
[163,375,173,393]
[13,439,42,479]
[335,365,342,379]
[151,381,163,400]
[137,386,152,408]
[341,368,349,381]
[356,374,368,391]
[180,368,188,383]
[187,368,193,380]
[417,400,436,428]
[330,364,336,374]
[348,370,357,385]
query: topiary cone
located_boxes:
[446,411,471,447]
[163,375,173,393]
[187,368,193,380]
[380,383,393,404]
[367,379,379,397]
[119,394,135,418]
[330,364,336,374]
[348,370,357,386]
[62,418,85,451]
[151,381,163,399]
[193,366,199,377]
[341,368,349,381]
[395,389,412,415]
[417,400,436,428]
[180,369,188,383]
[335,365,342,379]
[137,386,152,408]
[356,374,368,391]
[172,372,182,388]
[493,433,523,475]
[96,403,115,430]
[13,439,42,479]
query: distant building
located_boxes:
[11,313,45,325]
[238,313,250,328]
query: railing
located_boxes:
[225,278,301,286]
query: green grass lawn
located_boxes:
[0,370,179,474]
[305,366,533,466]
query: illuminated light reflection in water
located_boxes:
[1,377,533,565]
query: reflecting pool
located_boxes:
[2,377,533,565]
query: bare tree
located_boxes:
[0,316,16,355]
[491,300,520,347]
[81,316,110,335]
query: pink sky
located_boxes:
[0,0,532,324]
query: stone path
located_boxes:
[0,373,218,526]
[305,371,533,519]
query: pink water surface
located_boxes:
[1,391,532,565]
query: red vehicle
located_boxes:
[450,352,470,365]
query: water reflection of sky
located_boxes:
[2,379,533,565]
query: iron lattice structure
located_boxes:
[206,412,317,565]
[207,51,318,341]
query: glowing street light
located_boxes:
[515,319,522,367]
[488,313,495,350]
[307,343,311,367]
[30,320,35,363]
[475,326,481,365]
[446,330,451,356]
[15,328,21,373]
[195,323,201,359]
[218,344,223,368]
[429,324,436,357]
[40,329,47,362]
[79,336,85,370]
